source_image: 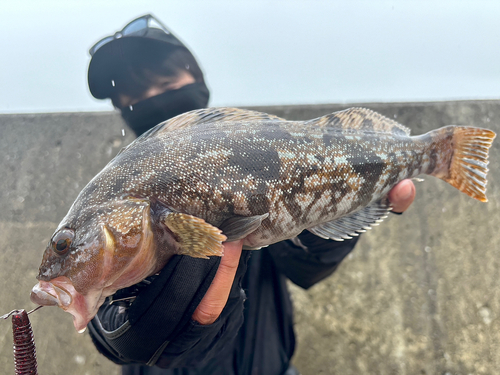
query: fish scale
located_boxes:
[132,120,422,243]
[30,107,495,332]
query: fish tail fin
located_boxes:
[429,126,496,202]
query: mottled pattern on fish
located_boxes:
[31,107,495,332]
[67,107,491,247]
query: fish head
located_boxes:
[30,197,161,332]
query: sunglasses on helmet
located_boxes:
[89,14,185,56]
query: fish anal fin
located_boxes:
[307,107,411,136]
[164,213,227,259]
[308,200,391,241]
[220,213,269,243]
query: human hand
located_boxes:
[192,240,244,325]
[388,179,416,213]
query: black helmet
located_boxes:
[87,14,192,99]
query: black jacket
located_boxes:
[88,231,358,375]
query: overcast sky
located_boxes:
[1,0,500,113]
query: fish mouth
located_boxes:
[30,277,101,332]
[30,281,72,307]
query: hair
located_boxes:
[110,44,204,108]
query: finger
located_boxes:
[192,240,243,325]
[388,179,416,213]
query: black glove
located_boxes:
[268,231,359,289]
[88,254,220,365]
[88,251,251,367]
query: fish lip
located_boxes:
[30,278,102,332]
[30,281,72,307]
[30,283,58,306]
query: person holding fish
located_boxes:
[81,14,419,375]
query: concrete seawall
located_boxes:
[0,100,499,374]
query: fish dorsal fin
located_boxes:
[307,107,411,136]
[307,199,391,241]
[116,107,285,158]
[219,213,269,243]
[157,107,285,134]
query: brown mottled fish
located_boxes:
[30,107,495,331]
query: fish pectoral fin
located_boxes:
[307,199,391,241]
[219,213,269,242]
[164,213,227,259]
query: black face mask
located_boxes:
[120,82,210,136]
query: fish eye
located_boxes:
[51,228,75,255]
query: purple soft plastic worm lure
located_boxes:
[12,310,38,375]
[1,308,41,375]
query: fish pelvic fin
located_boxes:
[428,126,496,202]
[164,213,227,259]
[219,213,269,243]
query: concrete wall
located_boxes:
[0,101,499,374]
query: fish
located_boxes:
[30,107,495,332]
